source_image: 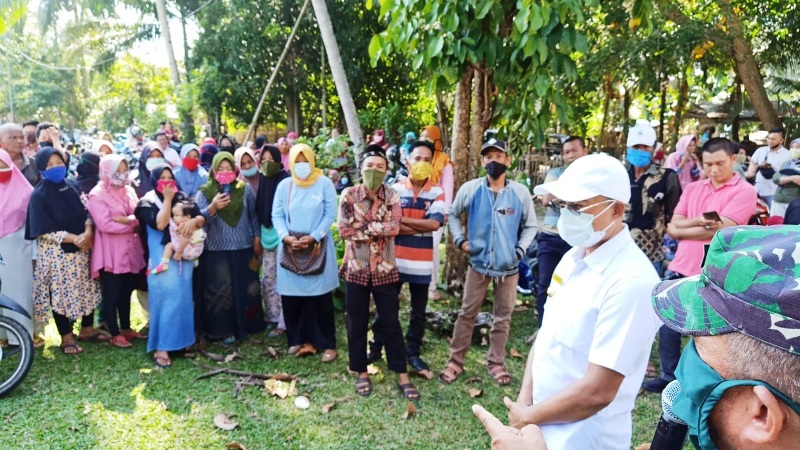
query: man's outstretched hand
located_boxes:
[472,404,547,450]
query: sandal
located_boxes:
[408,356,430,373]
[488,364,512,386]
[397,382,420,402]
[438,361,463,384]
[152,354,172,368]
[33,336,45,349]
[109,335,132,348]
[268,328,285,337]
[121,329,148,340]
[321,349,337,363]
[77,331,110,343]
[60,342,84,355]
[355,376,372,396]
[287,344,302,355]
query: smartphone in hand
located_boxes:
[703,211,722,223]
[221,184,232,195]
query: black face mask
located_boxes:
[485,161,507,179]
[39,141,54,148]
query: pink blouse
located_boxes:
[87,185,146,278]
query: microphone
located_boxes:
[650,380,688,450]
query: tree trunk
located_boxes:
[598,79,612,152]
[436,91,451,150]
[718,0,780,130]
[311,0,364,162]
[468,68,485,179]
[669,71,690,147]
[443,67,473,294]
[155,0,181,86]
[285,88,303,134]
[658,72,667,143]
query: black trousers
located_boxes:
[99,271,136,336]
[53,312,94,337]
[346,281,406,374]
[281,292,337,350]
[535,232,571,327]
[370,282,428,358]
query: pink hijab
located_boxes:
[0,149,33,237]
[675,135,696,158]
[90,154,137,213]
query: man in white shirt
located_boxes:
[498,154,662,450]
[745,127,790,208]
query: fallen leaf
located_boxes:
[214,414,239,431]
[224,352,242,363]
[322,402,336,414]
[265,347,278,359]
[515,299,523,306]
[480,337,488,346]
[402,403,417,419]
[226,442,247,450]
[367,364,380,375]
[263,379,295,399]
[467,377,483,384]
[468,388,483,398]
[202,351,226,362]
[510,348,523,358]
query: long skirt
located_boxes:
[261,249,284,329]
[0,226,34,340]
[146,225,195,353]
[198,248,265,340]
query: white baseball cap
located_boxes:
[626,123,657,148]
[534,153,631,203]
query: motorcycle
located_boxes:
[0,253,34,397]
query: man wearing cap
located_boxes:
[439,139,537,386]
[745,127,790,209]
[644,137,757,394]
[500,153,662,449]
[624,123,681,276]
[652,226,800,449]
[533,136,588,334]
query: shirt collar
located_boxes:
[354,183,387,202]
[700,172,742,189]
[402,177,433,191]
[572,224,633,274]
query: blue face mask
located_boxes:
[42,166,67,184]
[626,148,652,168]
[241,167,259,178]
[673,340,800,450]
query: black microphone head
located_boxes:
[661,380,687,425]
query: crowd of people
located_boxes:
[1,115,800,449]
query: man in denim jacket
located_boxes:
[439,139,537,386]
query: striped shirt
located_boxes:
[392,179,445,284]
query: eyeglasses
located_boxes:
[550,199,615,213]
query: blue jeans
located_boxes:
[518,261,532,291]
[535,232,572,327]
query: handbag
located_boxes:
[279,183,327,275]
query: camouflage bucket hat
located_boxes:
[652,225,800,355]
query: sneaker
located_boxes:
[517,286,532,295]
[149,261,169,275]
[642,377,671,394]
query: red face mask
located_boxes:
[0,169,11,183]
[156,180,176,193]
[182,157,199,171]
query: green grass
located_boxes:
[0,285,669,450]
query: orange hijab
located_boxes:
[422,125,453,185]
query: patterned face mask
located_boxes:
[109,171,129,189]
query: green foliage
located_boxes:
[371,0,599,145]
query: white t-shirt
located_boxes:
[531,226,662,450]
[751,146,790,197]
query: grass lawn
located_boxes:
[0,282,671,450]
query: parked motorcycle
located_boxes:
[0,254,34,397]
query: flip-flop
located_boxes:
[152,355,172,368]
[268,328,285,337]
[397,383,420,402]
[60,342,84,355]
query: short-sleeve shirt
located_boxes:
[668,174,757,276]
[540,166,566,234]
[391,179,445,284]
[750,146,790,197]
[531,227,662,450]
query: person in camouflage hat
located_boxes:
[651,225,800,450]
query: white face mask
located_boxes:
[293,162,312,180]
[556,200,616,248]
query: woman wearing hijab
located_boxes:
[174,143,209,197]
[419,125,454,300]
[256,145,290,337]
[91,140,115,156]
[136,165,201,367]
[136,142,168,198]
[0,149,35,343]
[272,144,339,361]
[87,155,147,348]
[195,152,264,343]
[234,147,260,193]
[26,147,103,355]
[400,131,416,164]
[371,129,390,151]
[218,135,237,154]
[276,138,291,171]
[74,151,102,195]
[199,143,218,172]
[664,135,700,189]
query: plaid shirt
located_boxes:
[338,184,401,286]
